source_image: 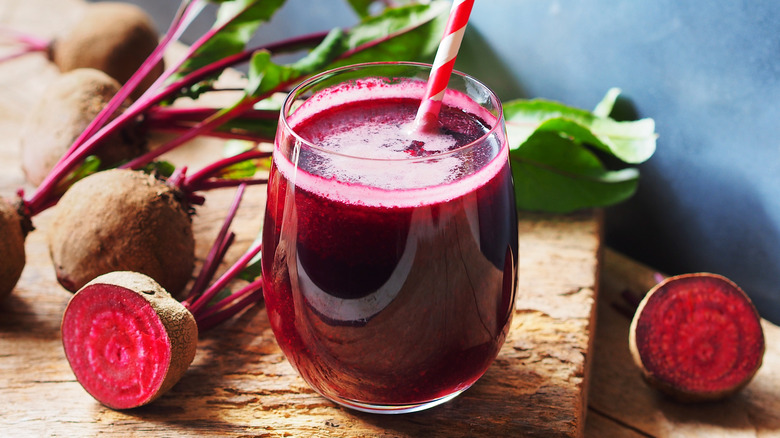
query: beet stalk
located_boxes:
[22,0,446,216]
[19,68,146,187]
[1,1,447,299]
[629,273,765,402]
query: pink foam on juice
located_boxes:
[276,76,507,208]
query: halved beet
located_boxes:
[629,273,765,402]
[61,271,197,409]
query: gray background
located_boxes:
[94,0,780,323]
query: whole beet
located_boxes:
[19,68,145,186]
[48,2,164,99]
[0,198,26,298]
[48,169,195,295]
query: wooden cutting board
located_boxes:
[0,1,602,436]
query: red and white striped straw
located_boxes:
[414,0,475,131]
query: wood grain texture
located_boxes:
[0,209,602,438]
[587,249,780,437]
[0,1,602,436]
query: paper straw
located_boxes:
[414,0,475,131]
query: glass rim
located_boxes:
[279,61,505,163]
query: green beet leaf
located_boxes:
[504,89,656,164]
[510,130,640,212]
[214,140,270,180]
[140,160,176,178]
[244,29,344,98]
[209,1,448,143]
[592,87,622,118]
[189,29,343,148]
[505,89,656,212]
[329,1,449,67]
[345,0,374,18]
[240,1,448,98]
[170,0,287,86]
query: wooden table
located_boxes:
[8,1,777,436]
[587,249,780,437]
[1,1,601,436]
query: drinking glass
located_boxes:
[261,62,517,414]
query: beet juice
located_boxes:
[261,63,517,413]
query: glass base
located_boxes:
[327,388,468,414]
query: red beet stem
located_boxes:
[195,278,264,331]
[143,106,277,143]
[146,126,272,143]
[0,26,49,62]
[187,242,262,318]
[120,98,260,170]
[182,149,271,193]
[0,46,44,63]
[188,231,236,302]
[175,183,264,331]
[61,0,201,163]
[183,183,246,303]
[0,26,50,48]
[144,106,278,124]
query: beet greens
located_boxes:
[21,0,449,216]
[0,0,450,298]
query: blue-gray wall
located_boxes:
[459,0,780,324]
[100,0,780,323]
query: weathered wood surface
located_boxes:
[0,0,602,436]
[586,249,780,437]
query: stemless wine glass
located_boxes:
[261,62,518,414]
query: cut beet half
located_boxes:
[629,273,765,402]
[61,272,197,409]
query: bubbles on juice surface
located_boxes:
[293,98,494,192]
